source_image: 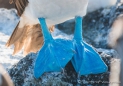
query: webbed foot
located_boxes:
[71,16,108,75]
[34,18,74,78]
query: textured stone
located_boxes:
[8,49,117,86]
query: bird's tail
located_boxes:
[6,17,54,56]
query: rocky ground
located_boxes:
[9,49,118,86]
[7,3,123,86]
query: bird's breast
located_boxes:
[26,0,88,25]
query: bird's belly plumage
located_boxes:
[26,0,88,25]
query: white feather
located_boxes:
[20,0,123,28]
[24,0,88,26]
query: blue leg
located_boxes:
[34,18,75,78]
[71,16,108,75]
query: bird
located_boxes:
[7,0,88,56]
[7,0,107,78]
[6,0,122,55]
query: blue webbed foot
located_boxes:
[34,18,74,78]
[71,16,108,75]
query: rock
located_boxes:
[9,53,73,86]
[8,49,118,86]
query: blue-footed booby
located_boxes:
[7,0,107,78]
[7,0,88,55]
